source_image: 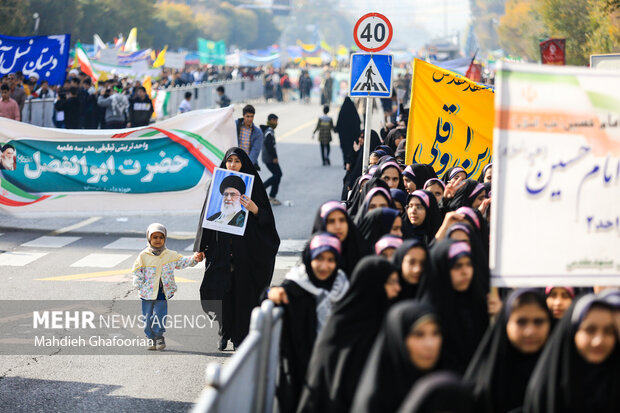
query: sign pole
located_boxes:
[362,93,372,174]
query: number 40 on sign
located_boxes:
[354,13,393,53]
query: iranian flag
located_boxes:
[75,41,98,82]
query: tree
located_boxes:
[29,0,83,37]
[195,11,231,43]
[151,1,200,49]
[246,9,280,49]
[218,2,258,49]
[537,0,620,65]
[498,0,545,61]
[469,0,507,52]
[0,0,31,37]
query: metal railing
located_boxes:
[20,77,265,127]
[192,300,283,413]
[159,77,265,120]
[22,97,56,128]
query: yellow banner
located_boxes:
[405,58,494,178]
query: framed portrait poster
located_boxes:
[201,167,254,236]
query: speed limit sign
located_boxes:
[353,13,393,53]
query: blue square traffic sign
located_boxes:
[349,53,393,98]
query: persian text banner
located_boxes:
[0,34,71,85]
[0,108,236,216]
[490,63,620,286]
[405,58,494,178]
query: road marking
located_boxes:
[38,268,129,281]
[21,236,81,248]
[184,243,194,251]
[274,256,299,271]
[0,251,48,266]
[48,216,102,235]
[168,232,196,240]
[278,239,307,253]
[277,119,316,142]
[104,237,145,250]
[37,269,196,283]
[70,253,133,268]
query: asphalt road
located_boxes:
[0,98,384,412]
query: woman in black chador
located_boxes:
[351,300,444,413]
[194,147,280,351]
[465,289,552,413]
[523,293,619,413]
[297,256,401,413]
[417,239,489,374]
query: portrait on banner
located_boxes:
[202,167,254,236]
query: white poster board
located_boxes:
[491,62,620,287]
[164,52,187,70]
[590,53,620,71]
[201,167,254,236]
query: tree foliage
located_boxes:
[469,0,507,51]
[0,0,31,37]
[498,0,620,65]
[498,0,545,61]
[0,0,280,51]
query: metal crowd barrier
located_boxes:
[157,77,265,120]
[192,300,283,413]
[20,77,265,127]
[22,97,56,128]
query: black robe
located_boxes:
[335,97,361,166]
[356,207,400,252]
[275,245,349,413]
[418,239,489,374]
[347,176,391,217]
[401,190,443,245]
[297,256,396,413]
[442,166,466,185]
[464,289,552,413]
[523,294,620,413]
[342,130,381,199]
[372,157,407,192]
[444,179,486,212]
[396,371,475,413]
[194,147,280,345]
[410,163,438,191]
[445,220,491,295]
[351,300,442,413]
[391,239,429,300]
[311,203,370,277]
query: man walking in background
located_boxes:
[178,92,192,114]
[261,114,282,205]
[216,86,231,108]
[128,86,153,127]
[235,105,263,170]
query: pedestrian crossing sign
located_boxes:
[349,53,393,98]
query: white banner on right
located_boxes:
[490,62,620,287]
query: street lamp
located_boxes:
[33,12,40,36]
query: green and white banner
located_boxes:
[0,107,236,216]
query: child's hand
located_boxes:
[268,287,289,305]
[193,252,204,262]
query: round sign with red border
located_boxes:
[353,13,393,53]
